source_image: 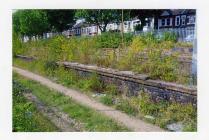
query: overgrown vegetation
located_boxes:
[13,56,197,131]
[13,73,129,132]
[13,31,196,132]
[100,92,197,131]
[13,77,58,132]
[13,32,193,84]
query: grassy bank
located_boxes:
[13,73,129,132]
[13,77,58,132]
[13,32,193,84]
[13,59,197,131]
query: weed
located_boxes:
[105,84,118,95]
[115,99,138,116]
[100,95,114,106]
[14,74,129,131]
[13,77,58,132]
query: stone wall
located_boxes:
[59,62,197,106]
[15,55,197,105]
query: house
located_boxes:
[157,9,196,30]
[67,18,141,36]
[106,18,141,33]
[68,19,101,36]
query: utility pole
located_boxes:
[121,9,124,48]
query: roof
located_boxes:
[73,22,89,28]
[160,9,196,16]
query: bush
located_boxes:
[54,67,78,86]
[161,32,177,42]
[13,32,24,56]
[133,48,178,82]
[116,99,138,116]
[105,84,118,95]
[100,95,114,105]
[138,92,165,115]
[44,60,58,76]
[13,78,57,132]
[88,73,104,92]
[96,32,133,48]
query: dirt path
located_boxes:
[13,67,165,132]
[24,93,84,132]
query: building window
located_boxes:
[187,15,195,24]
[170,18,173,26]
[181,15,186,25]
[166,18,170,26]
[162,19,165,26]
[175,16,180,26]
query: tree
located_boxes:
[75,10,131,32]
[130,10,164,30]
[12,10,21,34]
[45,10,75,32]
[12,10,49,38]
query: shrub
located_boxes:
[133,48,178,82]
[54,67,78,86]
[13,78,57,132]
[161,31,177,42]
[77,73,103,92]
[13,32,24,56]
[88,73,104,92]
[96,32,133,48]
[138,92,162,115]
[100,95,114,105]
[156,103,197,130]
[44,60,58,77]
[105,84,118,95]
[116,99,138,116]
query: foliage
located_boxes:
[105,84,118,95]
[13,32,23,56]
[13,33,191,84]
[75,10,131,32]
[13,10,49,37]
[44,60,58,77]
[45,10,75,32]
[116,99,138,116]
[134,24,143,31]
[85,73,104,92]
[130,10,163,28]
[100,95,114,106]
[14,74,129,131]
[13,58,197,131]
[137,92,197,131]
[161,31,178,42]
[13,78,58,132]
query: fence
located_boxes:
[135,27,195,42]
[24,26,195,43]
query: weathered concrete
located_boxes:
[14,55,197,105]
[59,62,197,105]
[15,55,36,61]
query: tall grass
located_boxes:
[13,32,192,84]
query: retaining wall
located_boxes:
[59,62,197,106]
[15,55,197,105]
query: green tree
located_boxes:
[75,10,130,32]
[12,10,49,38]
[45,10,75,32]
[130,10,163,30]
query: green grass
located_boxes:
[13,78,58,132]
[13,58,197,131]
[13,33,193,85]
[13,73,129,132]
